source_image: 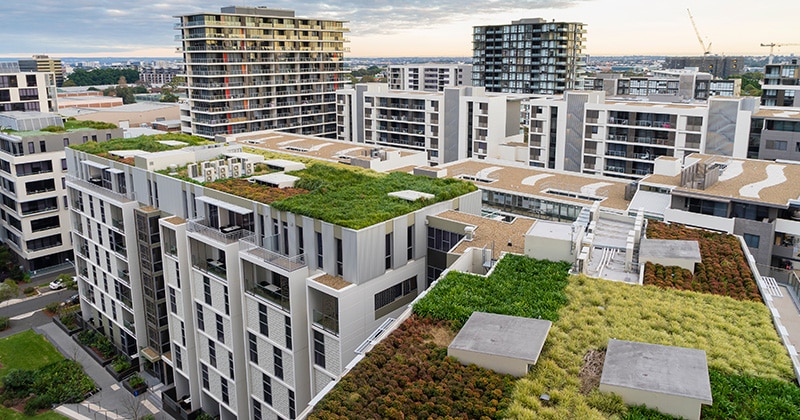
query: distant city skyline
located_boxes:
[1,0,798,58]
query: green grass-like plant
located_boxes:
[413,254,571,328]
[0,331,63,378]
[703,369,800,419]
[69,133,211,155]
[270,163,476,229]
[506,275,794,419]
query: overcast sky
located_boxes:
[1,0,798,58]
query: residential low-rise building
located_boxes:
[388,64,473,92]
[762,59,800,107]
[66,131,479,420]
[336,83,527,166]
[0,62,58,113]
[582,70,740,100]
[0,112,121,271]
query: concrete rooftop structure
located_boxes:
[448,312,552,368]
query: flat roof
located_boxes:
[433,159,631,211]
[640,239,701,261]
[449,312,551,364]
[754,107,800,120]
[225,131,421,162]
[527,219,574,241]
[642,153,800,207]
[433,210,535,259]
[601,339,712,403]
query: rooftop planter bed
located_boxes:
[269,163,477,230]
[41,118,118,133]
[644,221,760,302]
[310,316,515,419]
[105,355,139,381]
[414,254,571,328]
[70,133,212,155]
[122,374,147,396]
[205,178,308,204]
[74,329,116,366]
[507,275,793,419]
[53,310,82,335]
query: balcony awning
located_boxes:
[82,160,109,170]
[140,346,161,363]
[106,168,124,174]
[196,195,252,214]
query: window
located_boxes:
[223,285,229,315]
[61,159,67,171]
[253,399,262,420]
[169,288,177,314]
[201,364,209,389]
[203,276,211,305]
[744,233,760,248]
[297,226,304,255]
[28,142,34,154]
[221,378,229,404]
[284,315,292,350]
[175,346,183,370]
[766,140,788,151]
[374,277,418,311]
[427,227,464,252]
[216,314,224,343]
[39,141,46,153]
[196,303,204,331]
[289,389,296,419]
[335,237,343,276]
[249,332,258,363]
[316,231,323,268]
[228,351,234,379]
[407,225,414,260]
[273,346,283,380]
[313,330,326,368]
[180,321,186,346]
[63,138,69,147]
[258,303,269,335]
[208,339,217,368]
[687,198,727,217]
[262,373,272,404]
[385,233,393,269]
[175,263,181,288]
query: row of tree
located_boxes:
[64,68,140,87]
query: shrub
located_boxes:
[45,302,60,315]
[59,312,79,330]
[22,286,35,295]
[23,394,53,416]
[0,316,9,331]
[128,374,145,388]
[0,360,96,410]
[111,356,131,373]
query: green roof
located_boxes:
[70,133,213,154]
[4,119,119,138]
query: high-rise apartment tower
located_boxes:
[175,6,349,139]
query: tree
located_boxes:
[0,279,19,304]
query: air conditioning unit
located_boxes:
[244,162,255,175]
[187,163,198,178]
[204,168,217,183]
[230,163,241,178]
[218,165,228,179]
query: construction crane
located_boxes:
[687,9,712,55]
[760,43,800,64]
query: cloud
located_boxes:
[0,0,586,56]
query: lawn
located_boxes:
[0,406,66,420]
[0,330,63,377]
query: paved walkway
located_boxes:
[35,322,171,420]
[774,286,800,353]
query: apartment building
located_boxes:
[0,112,121,271]
[388,64,473,92]
[516,92,758,178]
[582,70,741,100]
[762,59,800,107]
[472,18,586,95]
[632,153,800,267]
[139,66,182,86]
[663,56,744,79]
[66,132,478,420]
[18,55,64,87]
[175,6,349,139]
[336,83,526,166]
[0,62,58,113]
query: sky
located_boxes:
[0,0,799,58]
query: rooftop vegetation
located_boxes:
[644,221,760,301]
[205,178,307,204]
[70,133,212,155]
[40,118,118,133]
[319,252,795,419]
[270,163,477,230]
[413,255,571,328]
[310,316,514,419]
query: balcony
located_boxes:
[192,257,227,279]
[240,236,307,272]
[162,386,201,420]
[245,276,290,312]
[66,175,135,203]
[187,218,254,244]
[313,309,339,336]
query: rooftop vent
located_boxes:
[388,190,435,202]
